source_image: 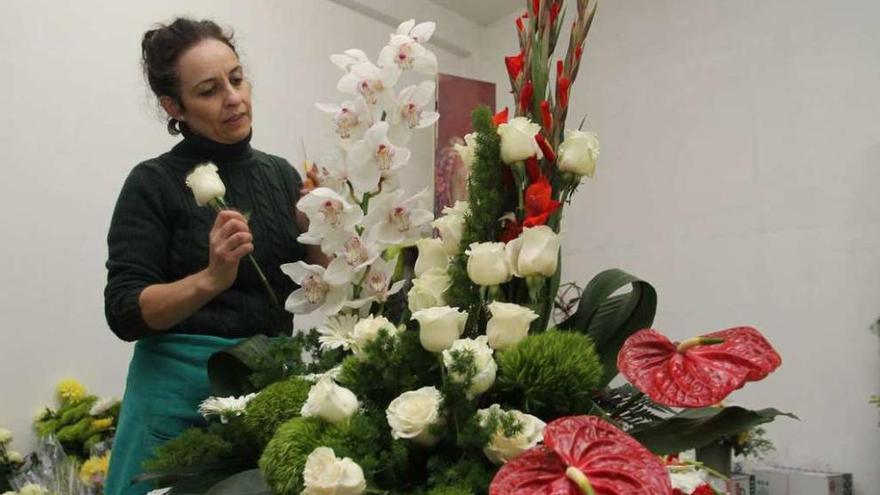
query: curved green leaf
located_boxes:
[207,335,273,397]
[630,406,798,455]
[204,469,272,495]
[558,268,657,387]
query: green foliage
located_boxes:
[259,418,325,495]
[496,330,603,418]
[144,427,234,473]
[33,395,116,459]
[320,412,411,488]
[428,485,477,495]
[597,384,673,430]
[426,454,495,495]
[245,378,312,445]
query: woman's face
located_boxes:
[162,38,252,144]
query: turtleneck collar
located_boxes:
[171,124,254,163]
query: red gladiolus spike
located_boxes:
[493,107,509,126]
[558,77,571,108]
[575,45,584,60]
[505,52,525,80]
[556,59,564,79]
[540,100,553,131]
[618,327,782,408]
[519,80,534,111]
[524,179,558,217]
[515,16,525,32]
[534,133,556,162]
[550,2,561,25]
[533,0,540,15]
[525,156,542,183]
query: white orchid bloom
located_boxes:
[281,262,352,316]
[296,187,363,255]
[379,19,438,75]
[363,188,433,247]
[330,48,370,71]
[348,121,412,197]
[337,61,400,110]
[388,81,439,144]
[317,314,360,351]
[313,141,355,196]
[346,256,405,309]
[316,97,377,141]
[324,234,382,283]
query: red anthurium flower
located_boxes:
[506,52,525,80]
[534,132,556,162]
[618,327,782,408]
[558,77,571,107]
[540,100,553,131]
[493,107,510,126]
[524,179,560,227]
[519,80,534,111]
[490,416,672,495]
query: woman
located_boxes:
[104,18,319,495]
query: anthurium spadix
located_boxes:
[296,187,363,255]
[388,81,439,145]
[379,19,438,75]
[348,121,412,197]
[316,97,376,141]
[363,188,433,247]
[281,261,352,316]
[337,61,400,110]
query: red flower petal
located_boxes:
[525,179,556,216]
[516,16,525,32]
[494,107,510,126]
[506,52,525,81]
[557,59,565,79]
[550,2,561,25]
[540,100,553,132]
[617,327,782,407]
[491,416,672,495]
[558,77,571,107]
[535,132,556,162]
[519,80,534,111]
[693,485,715,495]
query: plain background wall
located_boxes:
[476,0,880,492]
[2,0,878,493]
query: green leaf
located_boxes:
[630,406,798,455]
[203,469,272,495]
[558,268,657,387]
[207,335,273,396]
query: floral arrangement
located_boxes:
[146,2,794,494]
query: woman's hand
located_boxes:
[205,209,254,291]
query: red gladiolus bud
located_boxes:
[556,59,564,79]
[525,156,541,183]
[534,133,556,162]
[533,0,540,15]
[540,100,552,131]
[505,52,525,80]
[493,107,509,126]
[519,80,534,111]
[500,217,523,243]
[515,16,525,32]
[550,3,561,25]
[558,77,571,107]
[576,45,584,60]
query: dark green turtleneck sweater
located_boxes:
[104,128,306,342]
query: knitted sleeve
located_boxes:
[104,162,172,341]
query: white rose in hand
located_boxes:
[407,268,450,312]
[414,238,449,277]
[301,377,359,424]
[497,117,543,164]
[506,225,560,278]
[386,386,443,446]
[466,242,511,286]
[185,162,226,206]
[302,447,367,495]
[411,306,468,352]
[558,129,600,178]
[486,302,538,350]
[442,336,497,399]
[477,404,546,465]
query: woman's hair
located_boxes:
[141,18,237,135]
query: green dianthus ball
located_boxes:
[496,330,603,418]
[428,486,476,495]
[259,417,325,495]
[245,378,312,445]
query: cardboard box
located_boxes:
[752,466,852,495]
[727,473,755,495]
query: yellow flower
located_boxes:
[91,418,113,430]
[79,452,111,486]
[56,378,86,402]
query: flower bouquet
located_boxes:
[144,2,794,493]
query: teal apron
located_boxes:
[105,334,243,495]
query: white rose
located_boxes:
[453,132,478,170]
[431,214,465,257]
[505,226,559,278]
[19,484,48,495]
[302,447,367,495]
[486,302,539,351]
[184,162,226,206]
[386,387,443,446]
[477,404,546,465]
[414,238,449,277]
[0,428,11,444]
[411,306,468,353]
[465,242,511,286]
[407,268,450,312]
[558,129,600,178]
[351,315,398,357]
[497,117,543,164]
[442,336,497,399]
[301,377,359,424]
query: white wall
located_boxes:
[477,0,880,492]
[0,0,481,455]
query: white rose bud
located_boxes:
[465,242,511,286]
[486,302,539,350]
[453,132,478,170]
[411,306,468,353]
[477,404,546,465]
[184,162,226,206]
[506,225,560,278]
[442,336,497,399]
[558,129,600,178]
[386,387,443,446]
[414,238,449,277]
[302,447,367,495]
[432,213,465,256]
[351,315,399,357]
[497,117,543,164]
[0,428,11,445]
[407,268,450,313]
[301,377,359,424]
